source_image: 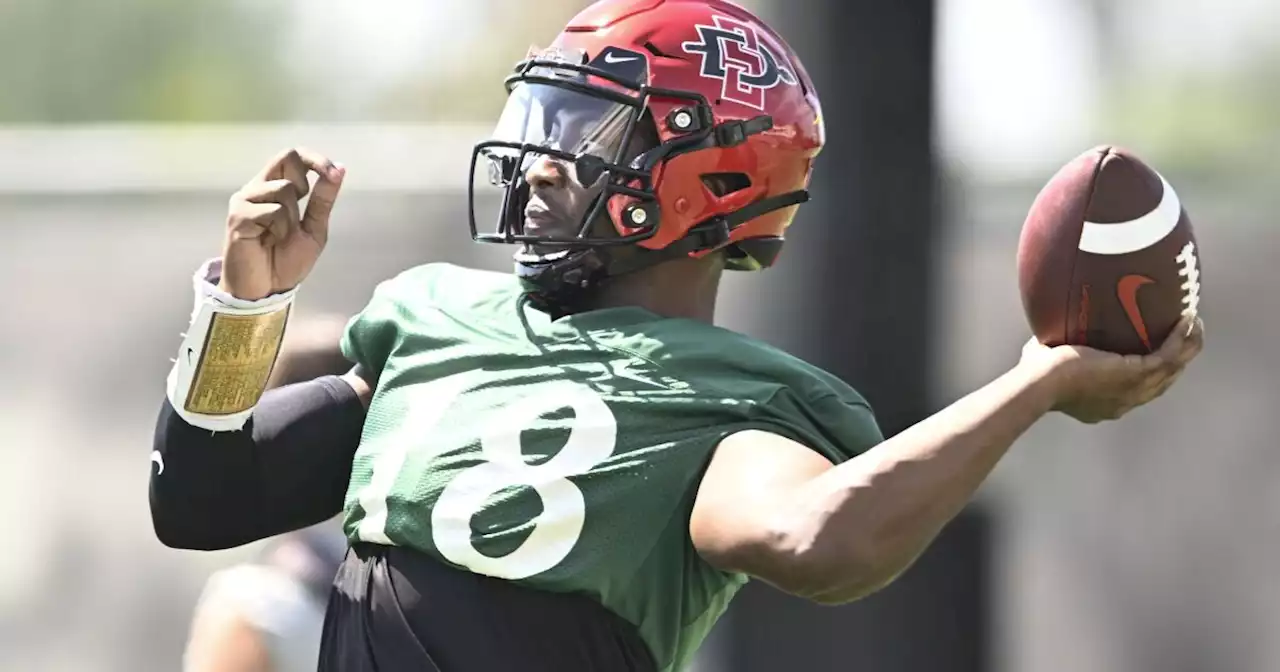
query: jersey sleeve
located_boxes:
[753,385,884,465]
[340,264,440,377]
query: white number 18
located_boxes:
[354,371,617,580]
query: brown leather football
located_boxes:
[1017,146,1202,354]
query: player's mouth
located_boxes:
[524,209,558,232]
[523,203,575,237]
[516,205,568,261]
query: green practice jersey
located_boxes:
[340,263,883,672]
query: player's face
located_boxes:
[522,153,599,240]
[518,116,658,254]
[481,72,658,255]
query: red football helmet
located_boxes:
[469,0,824,301]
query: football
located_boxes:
[1017,146,1201,355]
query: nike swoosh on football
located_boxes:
[604,53,639,64]
[1079,173,1182,255]
[1116,274,1156,351]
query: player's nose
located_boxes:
[524,154,569,191]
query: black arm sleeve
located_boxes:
[150,376,366,550]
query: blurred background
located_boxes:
[0,0,1276,670]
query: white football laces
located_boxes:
[1176,241,1201,329]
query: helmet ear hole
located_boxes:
[701,173,752,197]
[626,113,662,163]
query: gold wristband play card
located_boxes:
[184,307,291,416]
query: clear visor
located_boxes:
[468,49,656,250]
[485,82,633,181]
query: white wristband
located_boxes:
[165,259,297,432]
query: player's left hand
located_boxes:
[1021,315,1205,424]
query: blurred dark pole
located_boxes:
[776,0,939,436]
[709,1,992,671]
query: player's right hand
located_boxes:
[1022,316,1205,424]
[220,148,346,301]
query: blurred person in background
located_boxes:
[183,521,346,672]
[148,1,1201,671]
[182,315,349,672]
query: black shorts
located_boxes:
[319,543,657,672]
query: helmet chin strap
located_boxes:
[515,247,608,312]
[516,189,810,313]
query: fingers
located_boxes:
[293,147,344,183]
[237,201,287,223]
[1155,315,1192,357]
[244,147,346,246]
[280,157,310,200]
[1151,366,1185,400]
[1057,316,1205,424]
[1131,363,1180,408]
[302,162,346,246]
[278,147,345,244]
[1180,317,1205,365]
[1158,317,1203,391]
[241,179,301,228]
[1129,316,1204,407]
[1167,315,1204,360]
[1137,315,1203,376]
[255,147,344,198]
[226,202,288,243]
[257,148,303,195]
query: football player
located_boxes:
[149,1,1204,671]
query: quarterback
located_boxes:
[149,1,1203,671]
